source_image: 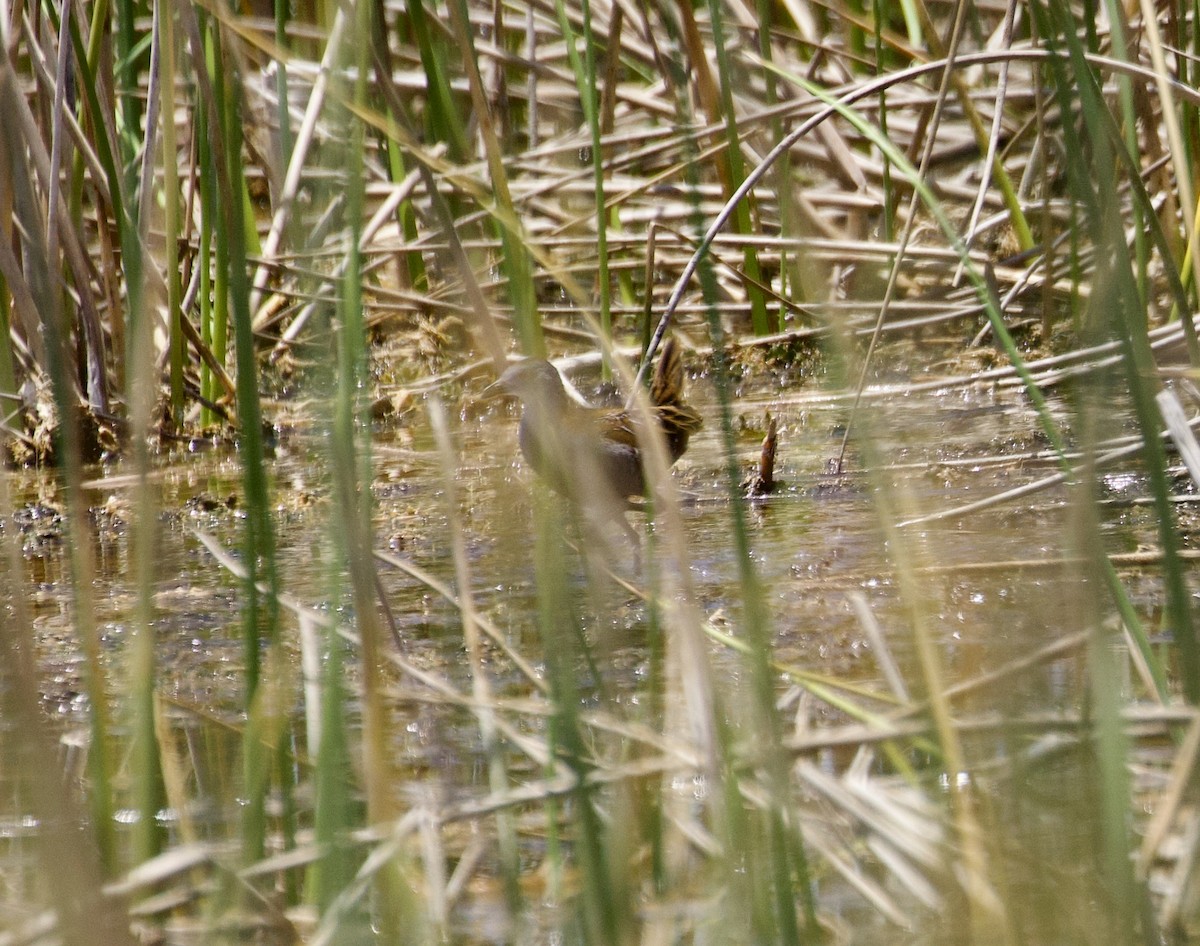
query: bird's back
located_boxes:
[649,338,703,462]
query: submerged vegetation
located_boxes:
[3,0,1200,941]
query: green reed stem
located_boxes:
[57,1,129,399]
[311,612,359,913]
[1101,0,1152,310]
[873,0,895,243]
[160,0,183,428]
[1036,0,1197,701]
[405,0,470,160]
[703,0,770,335]
[124,0,169,864]
[0,64,119,869]
[0,471,135,945]
[552,0,611,370]
[274,0,293,166]
[663,45,811,936]
[1189,0,1200,183]
[0,285,16,411]
[429,396,523,917]
[370,0,428,293]
[69,0,110,223]
[699,248,809,945]
[1070,435,1156,941]
[446,0,542,355]
[186,9,282,860]
[114,0,139,144]
[532,492,624,945]
[297,116,363,933]
[198,92,218,427]
[281,117,363,923]
[338,1,410,932]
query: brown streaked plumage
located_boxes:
[488,338,702,519]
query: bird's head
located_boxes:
[485,359,572,409]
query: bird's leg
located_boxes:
[570,503,643,577]
[624,513,643,573]
[616,512,643,572]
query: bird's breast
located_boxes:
[517,410,644,505]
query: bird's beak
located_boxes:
[483,359,525,399]
[482,371,514,400]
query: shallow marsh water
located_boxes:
[0,361,1180,943]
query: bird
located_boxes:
[487,338,702,532]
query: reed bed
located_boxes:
[2,0,1200,942]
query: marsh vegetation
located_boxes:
[2,0,1200,942]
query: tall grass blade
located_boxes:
[701,0,770,335]
[0,470,136,944]
[0,56,120,871]
[332,1,411,933]
[531,491,626,945]
[404,0,470,160]
[159,0,184,427]
[445,0,542,355]
[1035,0,1198,701]
[654,52,812,937]
[113,0,142,182]
[181,5,283,864]
[126,0,168,864]
[369,0,427,293]
[552,0,611,369]
[429,396,522,920]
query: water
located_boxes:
[0,365,1178,943]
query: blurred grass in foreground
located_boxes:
[1,0,1200,941]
